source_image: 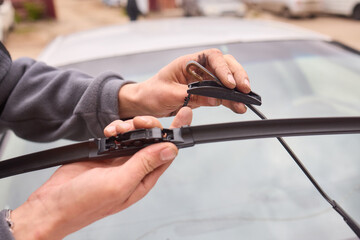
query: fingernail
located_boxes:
[227,73,236,86]
[160,146,177,161]
[105,126,116,135]
[208,98,221,106]
[235,102,247,113]
[244,78,251,91]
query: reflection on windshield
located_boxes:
[1,40,360,240]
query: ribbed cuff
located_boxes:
[98,77,135,129]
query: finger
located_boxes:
[104,120,134,137]
[114,142,178,198]
[204,49,236,89]
[104,120,123,137]
[173,83,222,110]
[222,100,247,114]
[116,119,135,133]
[43,157,128,187]
[133,116,163,129]
[224,54,251,93]
[186,94,222,109]
[170,107,193,128]
[171,83,190,103]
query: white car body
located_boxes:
[102,0,125,7]
[183,0,247,17]
[0,0,15,41]
[247,0,321,17]
[198,0,247,17]
[320,0,360,19]
[38,18,330,66]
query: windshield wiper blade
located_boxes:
[1,117,359,179]
[1,116,360,237]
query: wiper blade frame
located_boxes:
[0,117,359,179]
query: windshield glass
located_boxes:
[1,40,359,240]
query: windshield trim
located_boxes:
[331,40,360,55]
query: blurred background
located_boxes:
[2,0,360,60]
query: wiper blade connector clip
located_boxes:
[96,128,195,158]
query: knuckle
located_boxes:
[114,120,124,125]
[213,63,229,74]
[224,54,236,61]
[209,48,222,55]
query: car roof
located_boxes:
[38,17,331,66]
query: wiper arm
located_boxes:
[247,105,360,239]
[1,116,360,238]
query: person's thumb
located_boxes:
[116,142,178,192]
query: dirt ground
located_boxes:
[258,11,360,51]
[5,0,129,59]
[4,0,360,60]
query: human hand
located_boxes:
[11,107,192,240]
[118,49,251,119]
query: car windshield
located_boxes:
[1,40,360,240]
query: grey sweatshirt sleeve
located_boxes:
[0,57,133,142]
[0,210,14,240]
